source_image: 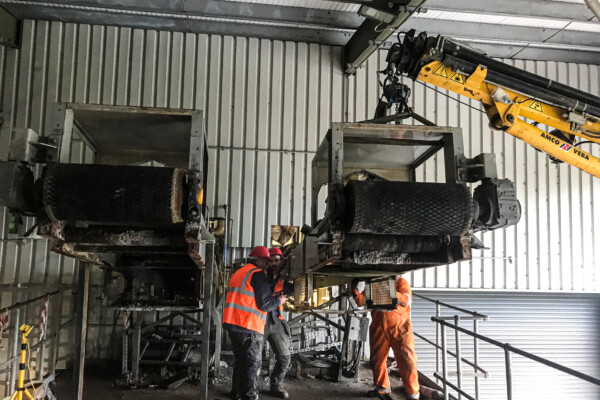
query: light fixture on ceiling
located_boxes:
[357,5,396,24]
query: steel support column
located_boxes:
[441,324,448,400]
[8,305,20,394]
[454,315,462,400]
[435,302,440,383]
[200,242,215,400]
[212,294,223,379]
[130,314,142,381]
[504,347,513,400]
[473,319,480,400]
[50,290,64,379]
[72,263,90,400]
[0,5,19,47]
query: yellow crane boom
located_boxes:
[380,30,600,177]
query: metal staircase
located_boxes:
[415,293,600,400]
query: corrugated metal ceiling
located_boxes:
[417,10,600,32]
[1,0,599,63]
[228,0,600,32]
[222,0,361,12]
[227,0,600,33]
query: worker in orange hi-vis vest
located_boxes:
[352,276,420,400]
[264,247,294,398]
[223,246,287,400]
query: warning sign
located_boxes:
[450,72,465,84]
[434,65,449,78]
[529,100,543,112]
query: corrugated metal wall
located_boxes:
[0,135,94,396]
[411,291,600,399]
[1,20,598,294]
[0,19,599,395]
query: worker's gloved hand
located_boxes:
[350,278,365,297]
[356,281,365,294]
[278,294,288,305]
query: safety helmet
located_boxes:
[269,247,284,258]
[249,246,270,259]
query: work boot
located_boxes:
[270,385,289,399]
[367,389,393,400]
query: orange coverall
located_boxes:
[354,278,420,399]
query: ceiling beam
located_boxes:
[3,0,597,46]
[32,0,597,24]
[343,0,426,75]
[404,18,600,48]
[322,0,597,21]
[0,5,19,47]
[425,0,595,21]
[1,0,600,64]
[0,3,354,45]
[185,0,362,29]
[0,0,361,31]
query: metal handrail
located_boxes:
[0,289,65,393]
[433,372,475,400]
[412,292,487,400]
[0,319,71,371]
[413,293,488,320]
[413,331,488,377]
[432,316,600,400]
[2,290,61,312]
[433,317,600,386]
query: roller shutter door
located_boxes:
[409,291,600,399]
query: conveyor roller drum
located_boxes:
[345,181,474,236]
[43,163,184,224]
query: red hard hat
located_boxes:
[249,246,270,259]
[269,247,283,257]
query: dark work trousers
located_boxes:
[264,319,291,388]
[228,330,264,400]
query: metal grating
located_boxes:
[369,279,394,306]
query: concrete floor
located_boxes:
[53,364,412,400]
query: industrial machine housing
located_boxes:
[289,122,521,308]
[0,103,219,395]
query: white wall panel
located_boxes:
[411,291,600,399]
